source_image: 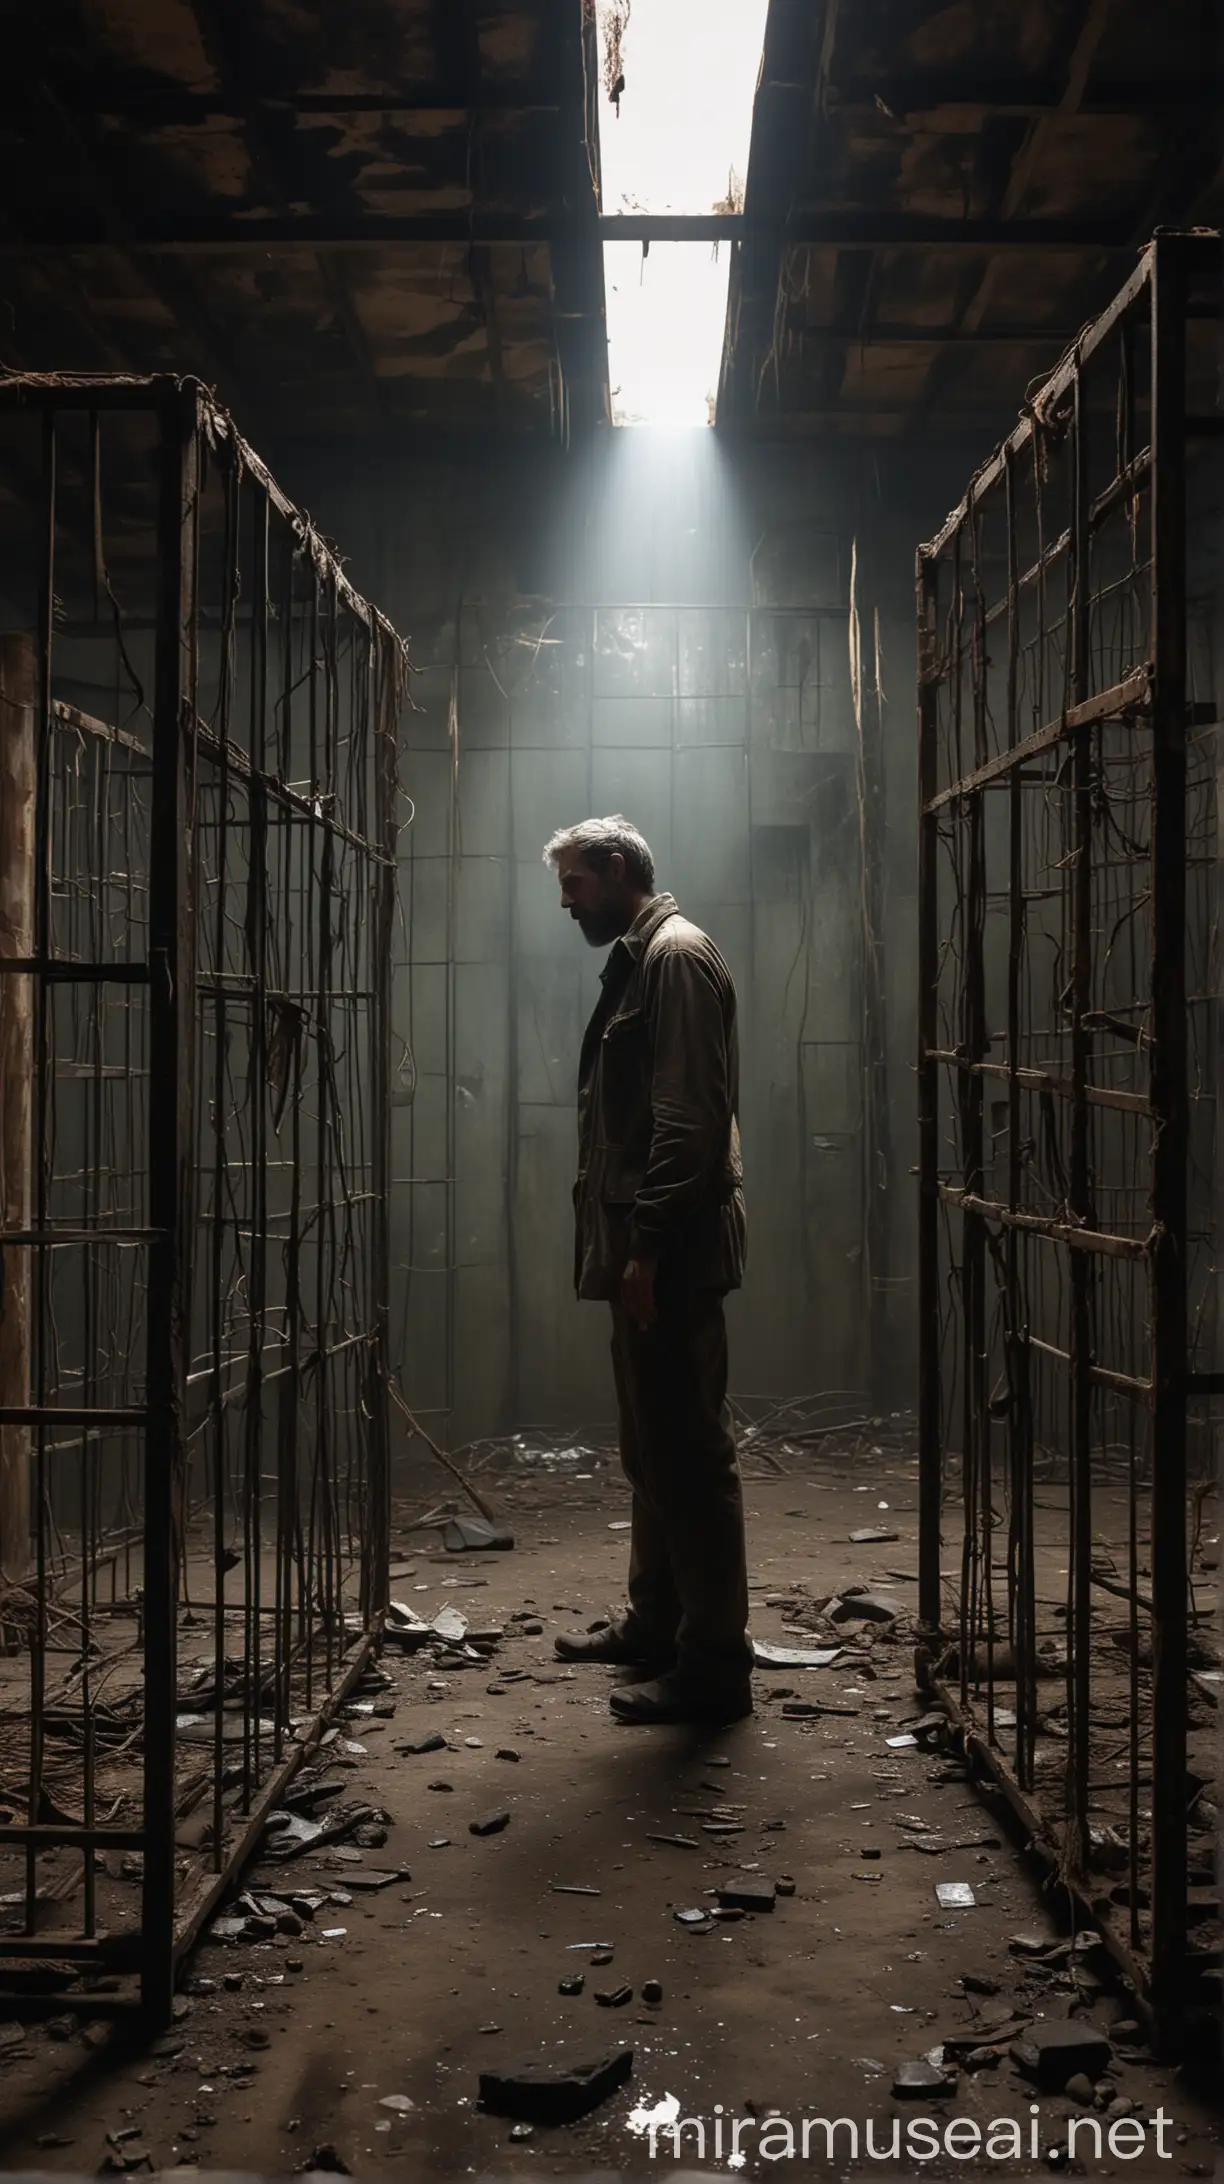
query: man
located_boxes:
[542,815,752,1726]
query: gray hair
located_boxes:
[542,815,655,891]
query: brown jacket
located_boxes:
[573,893,746,1300]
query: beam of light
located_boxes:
[596,0,769,427]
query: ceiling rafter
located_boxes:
[1,213,1153,250]
[718,0,829,423]
[431,0,508,425]
[183,0,392,428]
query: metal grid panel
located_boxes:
[915,234,1221,2040]
[0,376,407,2018]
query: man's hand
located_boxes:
[621,1256,658,1332]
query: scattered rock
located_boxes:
[441,1517,514,1552]
[469,1810,510,1837]
[960,1973,1000,1996]
[495,1748,520,1763]
[590,1948,614,1965]
[775,1877,796,1897]
[396,1732,447,1756]
[641,1980,663,2005]
[717,1880,776,1914]
[508,2122,534,2142]
[558,1975,585,1996]
[595,1985,633,2008]
[1064,2073,1095,2105]
[296,2144,351,2174]
[752,1641,841,1670]
[830,1592,898,1624]
[478,2046,634,2124]
[1010,2021,1112,2091]
[849,1528,901,1544]
[378,2096,414,2114]
[893,2058,957,2098]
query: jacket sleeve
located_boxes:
[627,945,729,1260]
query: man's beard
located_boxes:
[574,906,625,947]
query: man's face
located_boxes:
[556,850,630,948]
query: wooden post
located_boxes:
[0,635,34,1585]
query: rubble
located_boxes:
[829,1592,898,1624]
[441,1517,514,1552]
[1010,2021,1113,2091]
[716,1880,776,1914]
[478,2045,634,2124]
[296,2143,351,2173]
[893,2058,957,2097]
[752,1641,841,1669]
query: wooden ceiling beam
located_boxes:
[430,0,508,426]
[183,0,392,428]
[12,79,272,442]
[2,213,1155,250]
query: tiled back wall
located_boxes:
[285,434,973,1445]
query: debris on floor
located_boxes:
[478,2045,635,2124]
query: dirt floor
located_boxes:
[0,1439,1218,2181]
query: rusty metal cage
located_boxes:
[915,233,1222,2039]
[0,375,406,2019]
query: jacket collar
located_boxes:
[600,893,678,981]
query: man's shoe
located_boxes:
[608,1671,754,1726]
[555,1619,674,1670]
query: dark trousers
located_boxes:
[609,1285,752,1687]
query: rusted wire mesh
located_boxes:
[0,376,408,2015]
[915,233,1221,2038]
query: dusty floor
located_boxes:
[0,1442,1218,2181]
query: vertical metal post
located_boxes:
[916,550,942,1632]
[963,497,990,1728]
[1147,235,1189,2038]
[365,626,397,1624]
[1064,358,1095,1877]
[142,381,199,2023]
[1002,455,1037,1790]
[0,636,35,1585]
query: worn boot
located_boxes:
[554,1615,674,1671]
[608,1669,753,1725]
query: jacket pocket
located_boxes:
[592,1149,646,1208]
[598,1005,650,1152]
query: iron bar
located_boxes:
[0,370,409,2023]
[915,233,1219,2041]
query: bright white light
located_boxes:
[603,242,731,428]
[596,0,770,427]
